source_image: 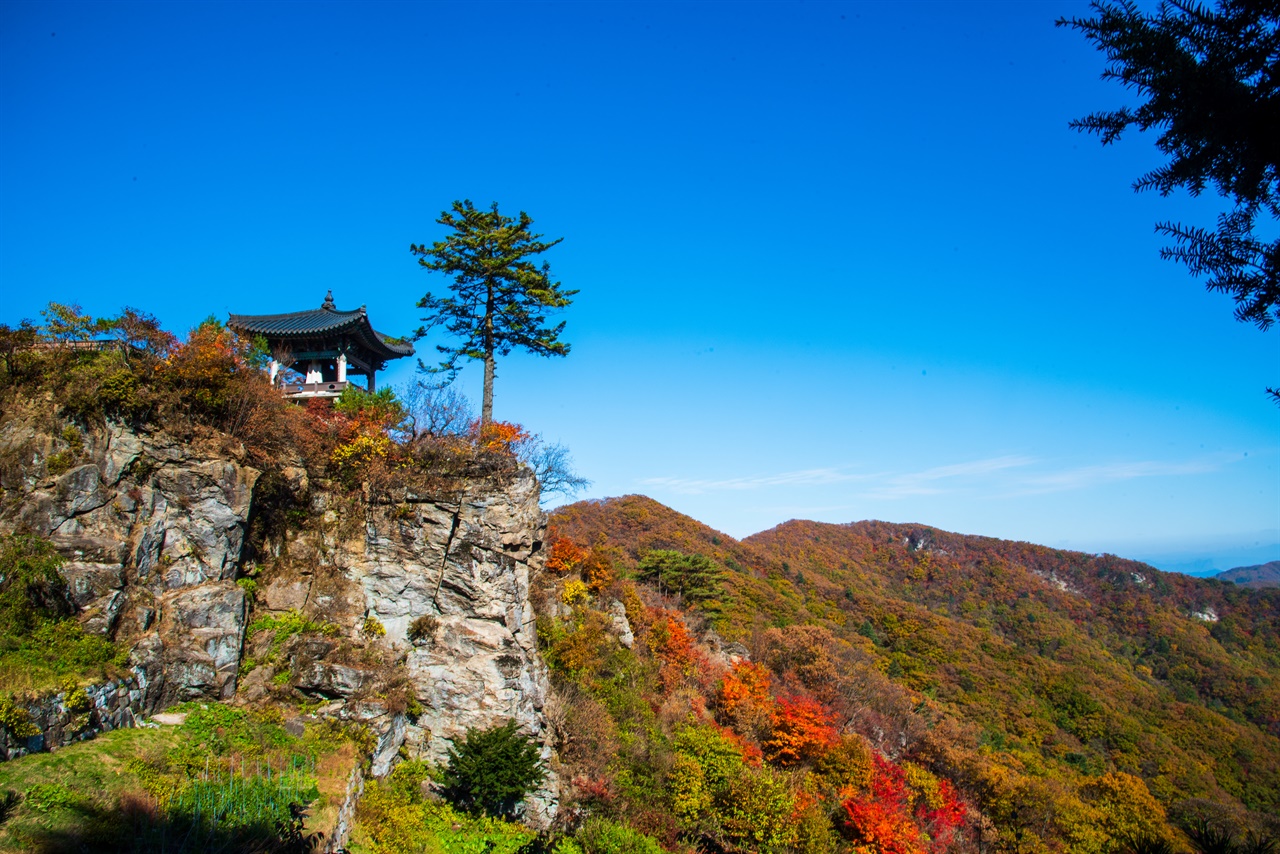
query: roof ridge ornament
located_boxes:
[322,290,336,311]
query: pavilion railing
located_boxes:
[281,380,352,396]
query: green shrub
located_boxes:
[0,696,39,738]
[165,703,296,773]
[0,618,126,696]
[0,534,69,636]
[575,817,665,854]
[61,677,92,714]
[45,451,75,477]
[441,719,545,819]
[356,760,535,854]
[23,783,79,814]
[0,534,126,695]
[246,609,337,667]
[362,615,387,638]
[334,387,406,427]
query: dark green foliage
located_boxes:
[1186,817,1243,854]
[1057,1,1279,398]
[333,386,406,427]
[163,765,319,841]
[1121,833,1177,854]
[0,535,70,636]
[1182,816,1279,854]
[0,534,125,695]
[411,200,576,423]
[636,549,725,609]
[0,790,19,825]
[441,719,545,819]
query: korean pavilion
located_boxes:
[228,291,415,399]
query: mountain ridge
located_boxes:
[1217,560,1280,589]
[548,494,1280,841]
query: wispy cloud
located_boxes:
[640,467,871,495]
[640,455,1034,497]
[860,455,1036,499]
[1007,458,1224,496]
[640,453,1229,500]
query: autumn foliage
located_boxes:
[543,494,1280,854]
[842,755,966,854]
[546,537,588,574]
[763,694,838,766]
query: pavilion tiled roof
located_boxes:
[228,294,414,362]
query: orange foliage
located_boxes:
[718,660,774,717]
[648,612,701,694]
[842,754,966,854]
[163,323,255,409]
[581,544,616,594]
[717,660,777,740]
[842,755,925,854]
[763,694,838,766]
[473,419,530,453]
[546,537,588,573]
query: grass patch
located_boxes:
[0,533,128,698]
[0,619,128,698]
[243,609,339,673]
[0,725,179,852]
[350,760,536,854]
[0,703,360,853]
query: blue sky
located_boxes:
[2,0,1276,573]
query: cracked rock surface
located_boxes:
[1,418,257,708]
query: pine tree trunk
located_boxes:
[482,350,495,426]
[482,283,495,426]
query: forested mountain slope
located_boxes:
[549,496,1280,849]
[1218,561,1280,589]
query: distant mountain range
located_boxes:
[1219,560,1280,588]
[549,494,1280,839]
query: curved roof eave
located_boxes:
[227,305,415,361]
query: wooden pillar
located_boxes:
[367,369,375,393]
[337,353,347,383]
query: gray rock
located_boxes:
[294,662,374,699]
[156,582,247,702]
[370,714,407,778]
[607,598,635,648]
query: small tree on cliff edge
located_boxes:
[411,200,576,425]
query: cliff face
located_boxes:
[0,411,557,823]
[245,469,557,823]
[1,416,258,710]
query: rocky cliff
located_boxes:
[0,411,557,824]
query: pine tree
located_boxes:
[637,549,726,608]
[441,719,545,819]
[411,200,576,424]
